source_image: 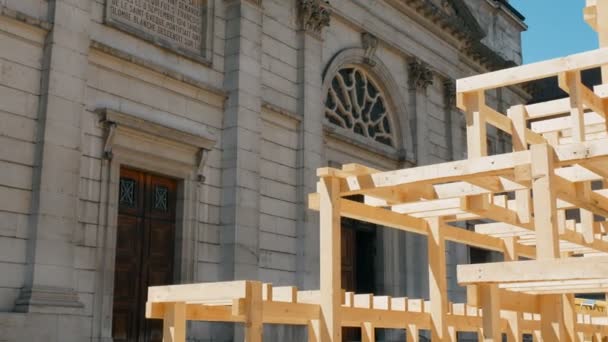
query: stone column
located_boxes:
[220,0,263,281]
[15,0,91,314]
[404,59,434,298]
[295,0,331,291]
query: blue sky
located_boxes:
[510,0,598,63]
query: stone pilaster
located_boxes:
[220,0,263,283]
[404,58,434,299]
[296,0,331,290]
[408,58,434,166]
[15,0,91,314]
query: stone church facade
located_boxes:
[0,0,527,340]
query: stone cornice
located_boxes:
[388,0,522,74]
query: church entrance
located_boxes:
[342,218,376,342]
[112,168,177,342]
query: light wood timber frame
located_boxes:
[145,2,608,340]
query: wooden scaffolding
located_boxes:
[146,0,608,340]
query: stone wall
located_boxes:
[0,0,527,340]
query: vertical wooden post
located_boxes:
[244,281,263,342]
[560,71,586,143]
[463,92,487,158]
[503,237,521,342]
[406,323,419,342]
[480,284,501,342]
[307,320,321,342]
[596,0,608,82]
[577,182,596,243]
[163,302,186,342]
[319,176,342,341]
[531,144,560,260]
[508,105,531,225]
[448,326,457,342]
[562,293,577,341]
[530,143,569,341]
[361,322,374,342]
[427,217,448,341]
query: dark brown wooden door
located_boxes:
[341,226,359,342]
[112,168,177,342]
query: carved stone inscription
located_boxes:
[107,0,203,55]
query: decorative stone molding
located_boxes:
[299,0,331,35]
[409,59,434,90]
[100,109,216,182]
[443,79,456,108]
[361,32,379,66]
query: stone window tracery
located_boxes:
[325,66,396,147]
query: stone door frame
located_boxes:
[91,109,216,341]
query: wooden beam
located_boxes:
[458,257,608,284]
[148,281,248,304]
[315,194,538,258]
[318,177,341,342]
[456,47,608,97]
[329,150,532,195]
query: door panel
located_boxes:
[113,168,177,342]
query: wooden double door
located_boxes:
[112,168,177,342]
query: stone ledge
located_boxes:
[323,123,408,162]
[0,6,52,31]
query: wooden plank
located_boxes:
[318,176,341,342]
[530,111,605,134]
[458,257,608,284]
[162,302,186,342]
[272,286,297,303]
[456,47,608,96]
[148,281,248,304]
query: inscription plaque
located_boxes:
[107,0,204,57]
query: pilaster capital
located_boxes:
[409,58,434,91]
[299,0,331,36]
[443,79,456,109]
